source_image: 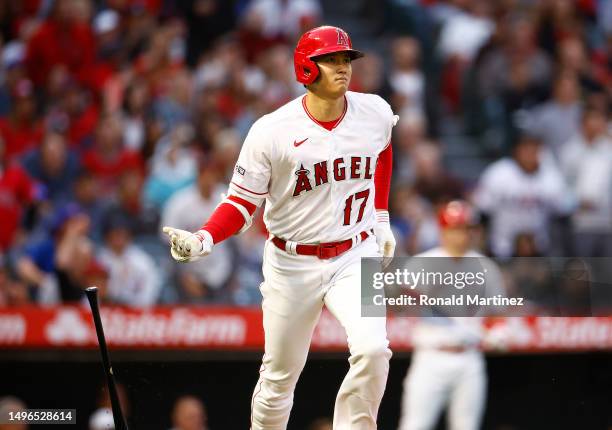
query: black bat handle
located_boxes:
[85,287,129,430]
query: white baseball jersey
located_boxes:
[228,91,397,243]
[473,157,573,257]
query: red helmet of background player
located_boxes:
[294,25,364,85]
[437,200,475,229]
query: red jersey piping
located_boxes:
[230,181,267,196]
[301,95,348,131]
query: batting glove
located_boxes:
[162,227,214,263]
[374,210,396,268]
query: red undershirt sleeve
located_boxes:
[200,195,257,244]
[374,143,393,210]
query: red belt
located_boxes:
[271,230,373,259]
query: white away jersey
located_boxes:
[229,91,397,243]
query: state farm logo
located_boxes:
[485,317,534,350]
[45,309,92,345]
[537,317,612,349]
[503,317,534,346]
[0,314,26,344]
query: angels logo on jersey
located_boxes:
[293,156,374,196]
[293,164,312,196]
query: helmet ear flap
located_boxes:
[294,51,319,85]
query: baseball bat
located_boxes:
[85,286,129,430]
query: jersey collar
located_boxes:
[301,94,348,132]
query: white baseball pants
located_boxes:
[250,236,391,430]
[397,349,486,430]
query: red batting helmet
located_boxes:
[437,200,476,229]
[294,26,364,85]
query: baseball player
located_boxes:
[473,132,573,258]
[163,26,397,429]
[398,201,504,430]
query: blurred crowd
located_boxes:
[0,390,333,430]
[0,0,610,308]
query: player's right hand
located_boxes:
[162,227,213,263]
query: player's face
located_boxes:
[514,139,541,174]
[312,52,352,98]
[441,226,471,255]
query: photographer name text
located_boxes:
[372,294,524,307]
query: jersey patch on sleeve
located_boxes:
[235,165,246,176]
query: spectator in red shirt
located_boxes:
[84,9,123,95]
[44,76,100,148]
[61,82,100,148]
[24,0,96,89]
[82,113,143,195]
[0,78,43,163]
[132,22,186,99]
[0,135,41,251]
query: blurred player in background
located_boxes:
[473,132,573,258]
[398,201,504,430]
[164,25,397,429]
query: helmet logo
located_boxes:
[337,29,349,47]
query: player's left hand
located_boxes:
[374,210,396,268]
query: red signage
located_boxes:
[0,306,611,352]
